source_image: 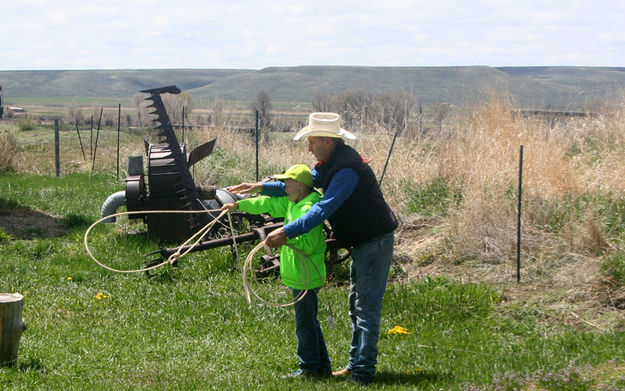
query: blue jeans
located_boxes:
[292,288,331,375]
[344,232,394,384]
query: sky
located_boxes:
[1,0,624,70]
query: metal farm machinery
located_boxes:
[99,86,350,276]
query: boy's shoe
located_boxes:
[332,368,351,377]
[282,368,332,379]
[281,369,308,379]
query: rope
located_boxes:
[242,240,311,307]
[84,208,228,274]
[86,207,332,311]
[242,238,335,311]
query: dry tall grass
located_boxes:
[6,98,624,321]
[400,95,623,268]
[6,94,625,278]
[196,94,625,280]
[0,131,18,173]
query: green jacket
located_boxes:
[237,192,326,289]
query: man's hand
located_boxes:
[265,227,287,248]
[226,182,263,195]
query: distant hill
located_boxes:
[1,66,624,109]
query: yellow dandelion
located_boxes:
[67,276,72,281]
[95,292,109,300]
[387,325,412,335]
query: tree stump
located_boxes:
[0,293,26,365]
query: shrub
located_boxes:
[17,115,36,131]
[402,177,455,217]
[0,228,11,243]
[601,249,625,285]
[0,132,18,173]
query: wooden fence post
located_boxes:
[0,293,26,366]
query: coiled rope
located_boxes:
[84,208,229,274]
[242,239,335,327]
[242,241,316,307]
[84,208,331,313]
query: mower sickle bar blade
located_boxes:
[141,86,208,230]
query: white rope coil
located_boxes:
[84,208,227,274]
[242,241,309,307]
[85,207,327,309]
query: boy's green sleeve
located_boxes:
[237,196,289,218]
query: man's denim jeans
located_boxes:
[345,231,394,384]
[292,288,331,375]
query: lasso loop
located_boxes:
[85,208,326,308]
[242,240,327,308]
[84,208,228,274]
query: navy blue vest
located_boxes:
[315,143,397,248]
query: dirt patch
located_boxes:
[0,208,68,239]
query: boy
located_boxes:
[221,164,331,378]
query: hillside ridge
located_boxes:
[1,66,624,108]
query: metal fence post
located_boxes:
[91,107,103,173]
[117,103,121,180]
[517,145,524,282]
[255,109,259,182]
[54,119,60,177]
[75,121,86,160]
[90,115,93,159]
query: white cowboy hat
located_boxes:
[293,112,356,141]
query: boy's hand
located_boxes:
[220,202,238,212]
[226,182,262,194]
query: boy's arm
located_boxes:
[237,196,289,218]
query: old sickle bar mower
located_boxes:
[101,86,350,276]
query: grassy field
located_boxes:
[1,95,625,389]
[1,174,623,390]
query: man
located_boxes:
[228,112,397,385]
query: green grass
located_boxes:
[16,116,36,131]
[401,177,457,217]
[601,249,625,285]
[1,173,624,390]
[530,192,625,239]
